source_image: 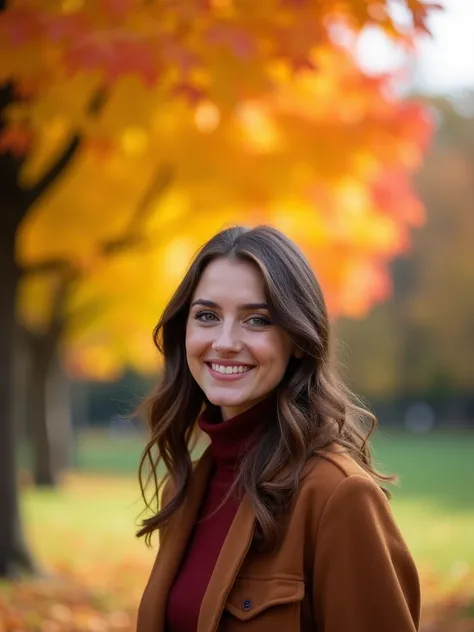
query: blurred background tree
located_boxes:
[2,3,474,631]
[337,95,474,423]
[0,0,435,561]
[8,7,474,632]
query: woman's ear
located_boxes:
[293,347,304,359]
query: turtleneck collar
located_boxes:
[197,393,277,477]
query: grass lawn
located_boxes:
[373,430,474,579]
[20,473,154,611]
[70,428,474,573]
[18,428,474,623]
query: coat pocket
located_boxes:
[222,576,304,630]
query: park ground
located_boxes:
[1,430,473,631]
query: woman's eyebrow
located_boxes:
[191,299,219,309]
[191,299,269,310]
[239,302,269,310]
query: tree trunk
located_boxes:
[28,341,58,486]
[0,214,36,577]
[13,325,29,451]
[0,79,80,576]
[49,359,74,474]
[27,336,74,487]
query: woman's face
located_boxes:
[186,257,296,421]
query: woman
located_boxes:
[136,225,420,632]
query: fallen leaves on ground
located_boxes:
[1,568,473,631]
[0,577,135,632]
[1,472,471,631]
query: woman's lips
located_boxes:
[206,363,255,381]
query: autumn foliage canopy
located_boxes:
[0,0,438,378]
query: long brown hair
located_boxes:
[137,225,394,548]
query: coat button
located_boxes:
[242,599,252,611]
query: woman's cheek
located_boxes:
[185,331,202,371]
[186,324,206,352]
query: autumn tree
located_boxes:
[0,77,82,574]
[337,95,474,416]
[15,53,434,486]
[0,0,438,576]
[408,95,474,401]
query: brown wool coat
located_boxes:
[137,447,420,632]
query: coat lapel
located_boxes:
[197,494,256,632]
[137,448,214,632]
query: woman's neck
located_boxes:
[198,393,277,476]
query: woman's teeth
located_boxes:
[211,363,252,374]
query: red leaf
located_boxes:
[0,8,40,46]
[65,33,159,86]
[98,0,139,19]
[172,82,206,105]
[160,33,201,76]
[205,23,256,61]
[41,13,90,43]
[0,8,90,45]
[0,126,32,157]
[370,169,425,226]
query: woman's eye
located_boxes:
[247,315,271,327]
[195,311,218,323]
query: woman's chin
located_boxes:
[204,388,250,409]
[206,394,245,408]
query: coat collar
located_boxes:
[137,446,256,632]
[198,492,256,632]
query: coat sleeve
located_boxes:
[312,474,420,632]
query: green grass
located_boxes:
[372,430,474,578]
[19,474,155,610]
[22,429,474,583]
[373,430,474,510]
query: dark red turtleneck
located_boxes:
[166,396,275,632]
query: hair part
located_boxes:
[136,225,395,549]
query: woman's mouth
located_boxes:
[206,362,255,380]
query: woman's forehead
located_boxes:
[193,258,267,303]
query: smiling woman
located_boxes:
[186,258,301,421]
[136,225,420,632]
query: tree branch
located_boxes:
[23,87,108,206]
[101,162,174,254]
[47,268,78,347]
[22,161,174,276]
[22,160,175,340]
[24,136,80,207]
[20,259,70,276]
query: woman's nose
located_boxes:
[212,325,243,353]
